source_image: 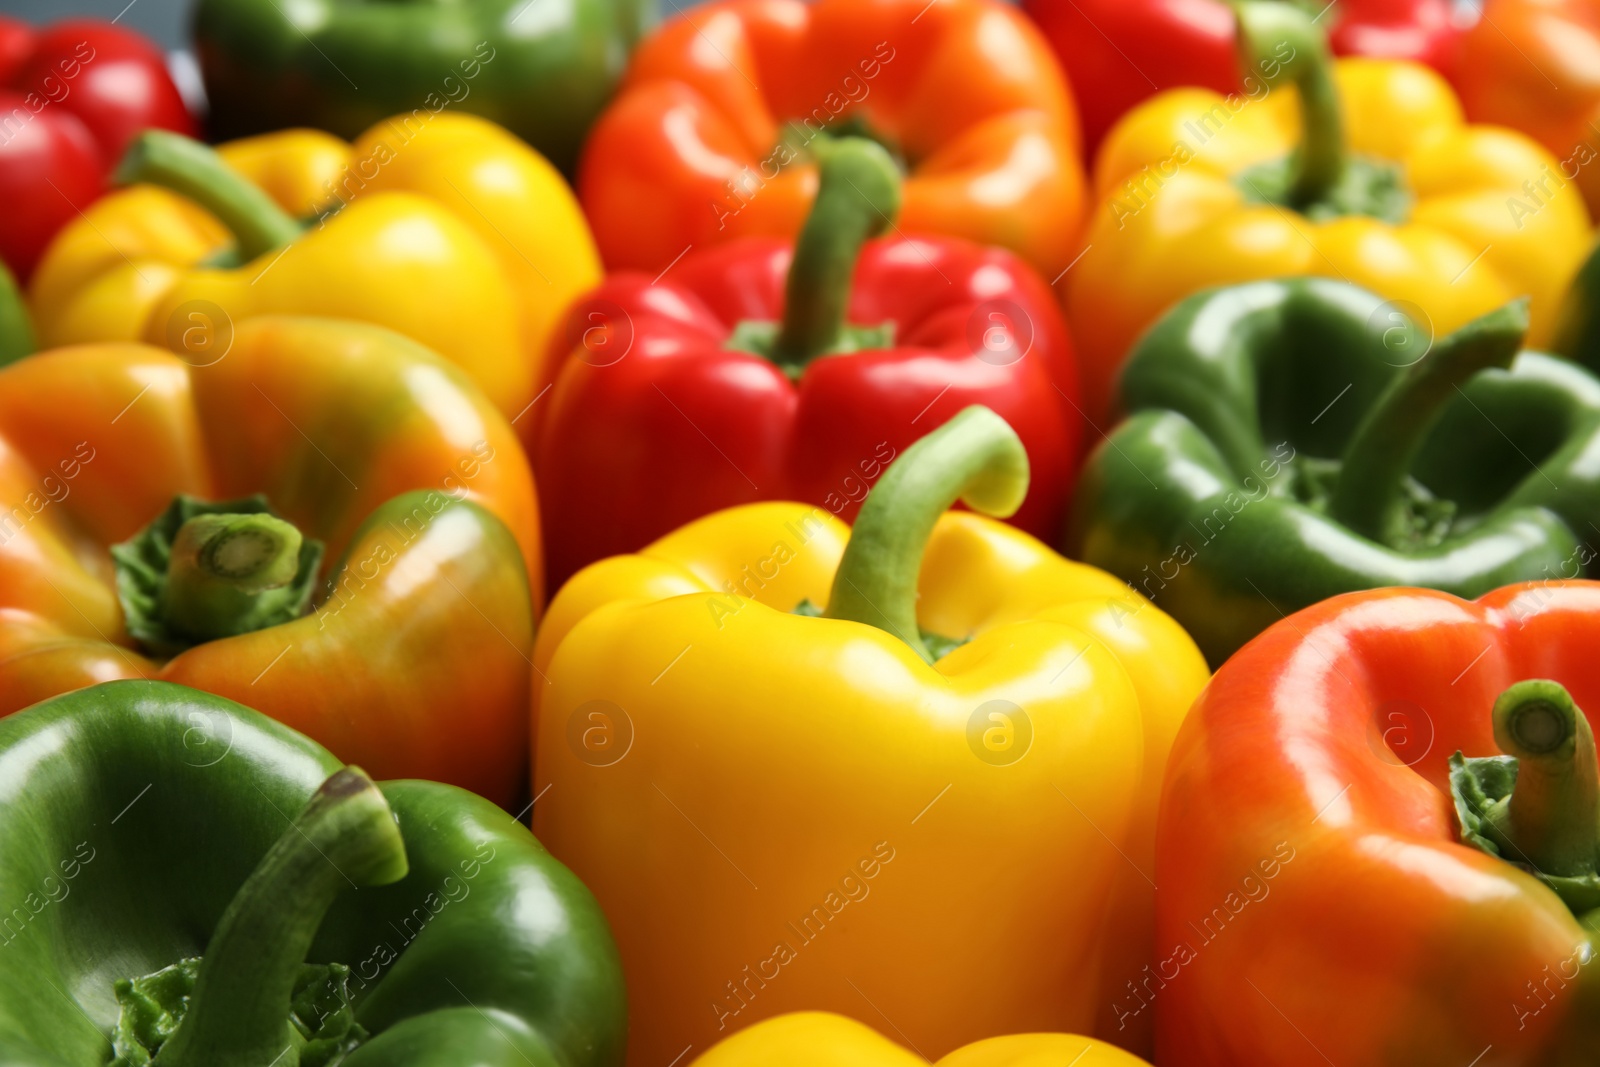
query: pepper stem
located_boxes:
[155,768,408,1067]
[770,137,902,371]
[115,130,302,262]
[1328,299,1529,544]
[823,406,1029,662]
[0,261,34,369]
[1236,1,1345,207]
[1486,680,1600,880]
[161,512,306,643]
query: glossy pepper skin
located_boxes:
[1453,0,1600,219]
[0,317,541,806]
[535,138,1081,587]
[193,0,652,174]
[1067,2,1592,425]
[577,0,1086,280]
[1022,0,1460,158]
[0,680,625,1066]
[534,409,1209,1062]
[28,115,601,420]
[691,1012,1151,1066]
[1154,584,1600,1065]
[0,17,196,281]
[1066,277,1600,666]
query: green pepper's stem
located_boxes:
[155,768,408,1067]
[1236,1,1344,207]
[160,512,306,643]
[1486,680,1600,880]
[1329,299,1529,544]
[115,130,302,262]
[0,261,34,369]
[823,406,1028,662]
[770,137,902,372]
[1554,239,1600,374]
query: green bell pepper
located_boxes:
[193,0,654,172]
[1065,276,1600,666]
[0,680,626,1067]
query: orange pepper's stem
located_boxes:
[823,406,1028,662]
[1487,680,1600,880]
[1235,1,1345,207]
[116,130,302,262]
[161,511,306,643]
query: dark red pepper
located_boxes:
[530,137,1082,588]
[1022,0,1461,157]
[0,17,196,280]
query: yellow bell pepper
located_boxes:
[532,408,1210,1063]
[691,1012,1151,1066]
[1065,1,1593,424]
[27,113,600,420]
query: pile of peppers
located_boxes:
[0,1,1597,1065]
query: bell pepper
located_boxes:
[1153,583,1600,1065]
[0,316,541,806]
[1066,276,1600,666]
[1023,0,1460,159]
[0,679,625,1066]
[28,115,601,420]
[193,0,653,174]
[534,137,1081,586]
[533,407,1209,1062]
[691,1012,1150,1066]
[1066,1,1593,425]
[1453,0,1600,220]
[576,0,1085,280]
[0,17,196,281]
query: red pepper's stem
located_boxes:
[116,130,303,262]
[161,512,306,643]
[1328,299,1528,545]
[823,406,1028,662]
[770,137,902,371]
[0,261,34,369]
[156,768,408,1067]
[1235,1,1344,207]
[1488,680,1600,880]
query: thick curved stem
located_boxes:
[1236,0,1344,207]
[1328,299,1528,544]
[1488,680,1600,880]
[161,512,306,642]
[155,768,408,1067]
[116,130,302,261]
[823,406,1029,662]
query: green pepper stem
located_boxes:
[823,406,1029,662]
[160,512,306,643]
[115,130,302,262]
[155,768,408,1067]
[1487,680,1600,880]
[1236,1,1344,207]
[0,260,34,369]
[770,137,902,371]
[1555,238,1600,374]
[1328,299,1529,544]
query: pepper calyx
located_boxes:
[111,495,324,656]
[792,597,970,661]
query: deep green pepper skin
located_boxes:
[0,680,626,1066]
[193,0,653,172]
[1065,277,1600,666]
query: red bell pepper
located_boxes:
[532,137,1081,587]
[0,17,196,280]
[1153,582,1600,1065]
[1022,0,1461,157]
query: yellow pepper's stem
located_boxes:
[116,130,303,262]
[1235,0,1345,207]
[823,406,1029,662]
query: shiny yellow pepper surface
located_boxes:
[532,408,1210,1063]
[1066,1,1593,424]
[691,1012,1151,1066]
[28,114,600,420]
